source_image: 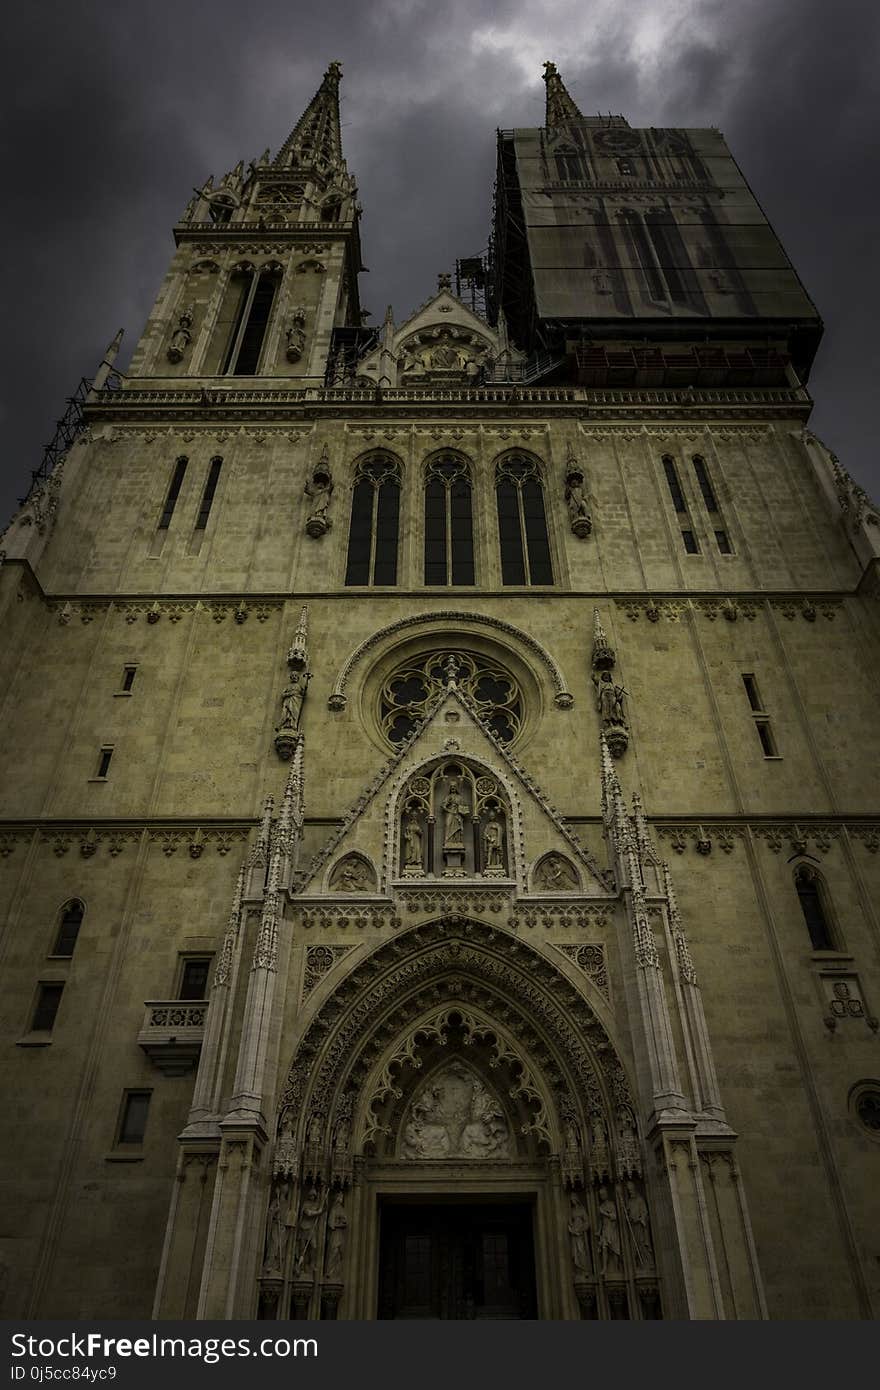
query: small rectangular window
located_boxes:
[715,529,732,554]
[117,1090,151,1146]
[755,721,777,757]
[158,457,188,530]
[96,747,114,779]
[178,958,211,1001]
[742,674,763,711]
[663,458,688,513]
[32,982,64,1032]
[121,665,137,692]
[194,458,222,531]
[682,529,699,554]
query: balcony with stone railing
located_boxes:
[138,1000,207,1076]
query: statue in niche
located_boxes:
[593,669,627,727]
[617,1107,639,1174]
[564,463,592,538]
[597,1186,622,1275]
[304,450,333,537]
[403,813,424,871]
[537,854,577,892]
[286,305,308,362]
[624,1180,653,1269]
[402,1063,510,1160]
[399,349,425,377]
[263,1176,290,1273]
[442,777,469,849]
[483,815,505,873]
[568,1194,592,1275]
[292,1187,326,1278]
[279,668,310,731]
[324,1192,347,1280]
[167,304,194,363]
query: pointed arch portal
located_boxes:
[263,919,663,1320]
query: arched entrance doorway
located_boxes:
[261,920,662,1320]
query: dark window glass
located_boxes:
[158,457,188,530]
[755,721,777,757]
[424,456,474,586]
[682,530,699,554]
[693,456,719,511]
[345,456,401,586]
[121,666,137,692]
[220,274,253,373]
[424,476,448,584]
[179,959,211,1000]
[194,458,222,530]
[495,455,552,586]
[663,457,687,512]
[742,674,763,711]
[97,748,114,778]
[715,529,732,554]
[53,901,83,957]
[233,273,277,374]
[795,870,834,951]
[118,1091,151,1145]
[32,983,64,1031]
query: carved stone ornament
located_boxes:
[275,608,311,759]
[304,446,333,537]
[286,304,308,363]
[328,853,376,894]
[534,852,579,892]
[564,444,592,538]
[166,304,195,363]
[593,669,629,758]
[400,1061,511,1160]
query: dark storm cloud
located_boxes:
[1,0,877,525]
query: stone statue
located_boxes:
[293,1187,326,1278]
[538,854,576,891]
[597,1186,622,1275]
[594,669,627,726]
[483,816,504,871]
[279,669,310,731]
[263,1177,290,1273]
[624,1180,653,1269]
[286,305,308,362]
[568,1194,592,1275]
[324,1192,347,1280]
[442,778,469,849]
[565,470,592,537]
[403,813,423,868]
[332,857,371,892]
[167,305,194,363]
[431,340,459,369]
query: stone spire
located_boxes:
[543,60,584,125]
[274,60,344,170]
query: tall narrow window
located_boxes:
[692,456,733,554]
[495,454,553,586]
[795,867,835,951]
[95,746,114,779]
[121,665,137,693]
[221,267,280,375]
[116,1090,151,1146]
[741,673,779,756]
[178,957,212,1001]
[52,900,84,958]
[32,983,64,1032]
[345,454,401,586]
[158,457,188,530]
[194,457,222,530]
[663,455,700,553]
[424,455,474,585]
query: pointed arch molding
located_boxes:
[277,919,638,1175]
[327,611,574,711]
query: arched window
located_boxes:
[216,263,281,375]
[424,454,474,586]
[345,454,401,586]
[795,866,836,951]
[52,900,84,957]
[495,454,553,586]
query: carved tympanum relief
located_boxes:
[400,1061,511,1160]
[328,853,376,893]
[398,326,491,382]
[534,852,580,892]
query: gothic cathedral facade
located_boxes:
[1,62,878,1321]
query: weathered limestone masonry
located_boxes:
[0,61,878,1321]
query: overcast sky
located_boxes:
[1,0,877,525]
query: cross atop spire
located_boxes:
[274,61,344,170]
[543,60,585,125]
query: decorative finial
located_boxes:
[437,271,452,291]
[444,653,461,686]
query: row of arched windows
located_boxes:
[344,451,554,588]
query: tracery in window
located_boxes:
[380,650,522,746]
[495,454,553,586]
[424,454,474,586]
[345,453,401,586]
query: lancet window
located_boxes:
[795,866,837,952]
[217,263,282,375]
[344,453,401,586]
[398,760,511,879]
[495,454,553,586]
[424,454,475,586]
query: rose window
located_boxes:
[380,649,522,745]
